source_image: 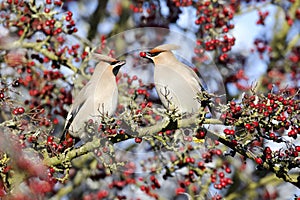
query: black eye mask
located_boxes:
[110,61,120,65]
[112,65,122,76]
[147,51,162,57]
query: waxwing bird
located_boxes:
[61,54,126,143]
[140,44,208,115]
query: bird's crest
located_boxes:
[92,53,118,63]
[150,44,180,53]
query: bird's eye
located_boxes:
[148,52,161,57]
[110,61,119,65]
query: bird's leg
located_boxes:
[95,103,115,129]
[160,86,178,112]
[196,91,218,118]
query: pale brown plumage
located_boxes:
[141,44,205,114]
[61,53,126,142]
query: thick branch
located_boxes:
[87,0,109,41]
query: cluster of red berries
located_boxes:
[176,171,199,193]
[201,148,222,163]
[225,69,250,90]
[12,107,25,115]
[289,46,300,65]
[129,2,159,26]
[82,190,109,200]
[211,170,233,190]
[256,10,269,25]
[255,144,300,169]
[47,135,73,152]
[139,184,159,199]
[195,32,236,63]
[120,73,159,127]
[3,0,87,67]
[149,175,161,189]
[193,1,237,61]
[252,38,271,59]
[129,3,143,13]
[3,0,76,37]
[47,167,58,186]
[221,91,299,173]
[172,0,193,7]
[17,65,72,120]
[97,120,125,137]
[195,1,234,28]
[1,0,88,129]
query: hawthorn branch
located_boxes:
[43,114,223,167]
[225,173,282,200]
[206,128,300,189]
[0,36,80,74]
[43,138,100,166]
[20,41,78,73]
[87,0,109,41]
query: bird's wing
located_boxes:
[155,63,202,113]
[63,83,91,131]
[179,62,205,92]
[63,101,85,132]
[69,60,108,116]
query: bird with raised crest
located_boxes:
[140,44,210,115]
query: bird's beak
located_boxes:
[140,51,153,61]
[117,60,126,66]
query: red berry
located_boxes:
[224,128,230,135]
[135,137,142,143]
[269,132,276,139]
[225,167,231,173]
[196,129,206,139]
[175,187,185,194]
[47,136,54,143]
[17,107,25,114]
[264,147,272,154]
[219,172,224,178]
[52,143,58,149]
[215,149,222,155]
[57,144,64,151]
[245,123,251,130]
[132,75,138,80]
[66,16,71,21]
[67,11,73,17]
[54,1,62,6]
[255,157,263,165]
[12,108,20,115]
[198,161,205,170]
[53,118,59,124]
[252,121,259,127]
[139,52,146,57]
[0,92,4,99]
